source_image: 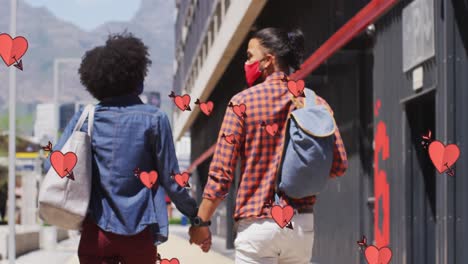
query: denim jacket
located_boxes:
[44,94,198,245]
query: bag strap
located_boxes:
[291,95,304,109]
[72,104,95,137]
[87,105,95,137]
[289,88,317,111]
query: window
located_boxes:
[203,39,208,62]
[215,2,222,33]
[182,25,188,45]
[194,59,198,81]
[199,47,204,68]
[192,69,196,86]
[186,76,192,93]
[197,56,202,74]
[213,15,219,36]
[208,30,212,48]
[173,59,178,75]
[221,0,226,20]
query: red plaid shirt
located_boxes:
[203,71,348,220]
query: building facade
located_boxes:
[59,103,76,132]
[34,104,57,143]
[173,0,468,263]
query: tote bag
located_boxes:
[38,105,95,230]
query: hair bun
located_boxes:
[286,29,305,71]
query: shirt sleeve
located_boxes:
[43,107,84,172]
[203,96,245,200]
[154,112,198,218]
[315,96,348,177]
[330,125,348,177]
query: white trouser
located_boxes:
[234,213,314,264]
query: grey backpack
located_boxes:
[276,88,336,199]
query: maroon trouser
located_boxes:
[78,216,157,264]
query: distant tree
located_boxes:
[0,135,40,155]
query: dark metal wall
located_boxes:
[452,0,468,263]
[373,3,415,264]
[310,50,374,264]
[373,1,435,262]
[372,0,468,263]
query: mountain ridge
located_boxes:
[0,0,175,114]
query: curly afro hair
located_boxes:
[78,32,152,100]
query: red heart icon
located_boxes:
[271,205,294,228]
[160,258,180,264]
[428,140,460,173]
[199,101,214,116]
[364,245,392,264]
[232,103,247,119]
[0,33,28,66]
[174,172,190,187]
[174,94,191,111]
[223,134,237,144]
[287,80,305,97]
[139,170,158,189]
[265,123,279,136]
[50,151,78,178]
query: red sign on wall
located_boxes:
[374,99,390,248]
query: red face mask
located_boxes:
[244,60,263,87]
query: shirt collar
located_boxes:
[264,71,289,83]
[99,93,143,106]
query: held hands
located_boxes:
[189,226,212,252]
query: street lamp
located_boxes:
[53,58,81,142]
[8,0,17,262]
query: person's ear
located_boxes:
[261,54,275,71]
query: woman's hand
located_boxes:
[200,237,212,253]
[189,226,212,252]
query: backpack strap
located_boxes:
[290,88,320,109]
[290,95,304,109]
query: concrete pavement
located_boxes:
[5,225,234,264]
[0,234,79,264]
[158,225,235,263]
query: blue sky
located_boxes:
[24,0,142,31]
